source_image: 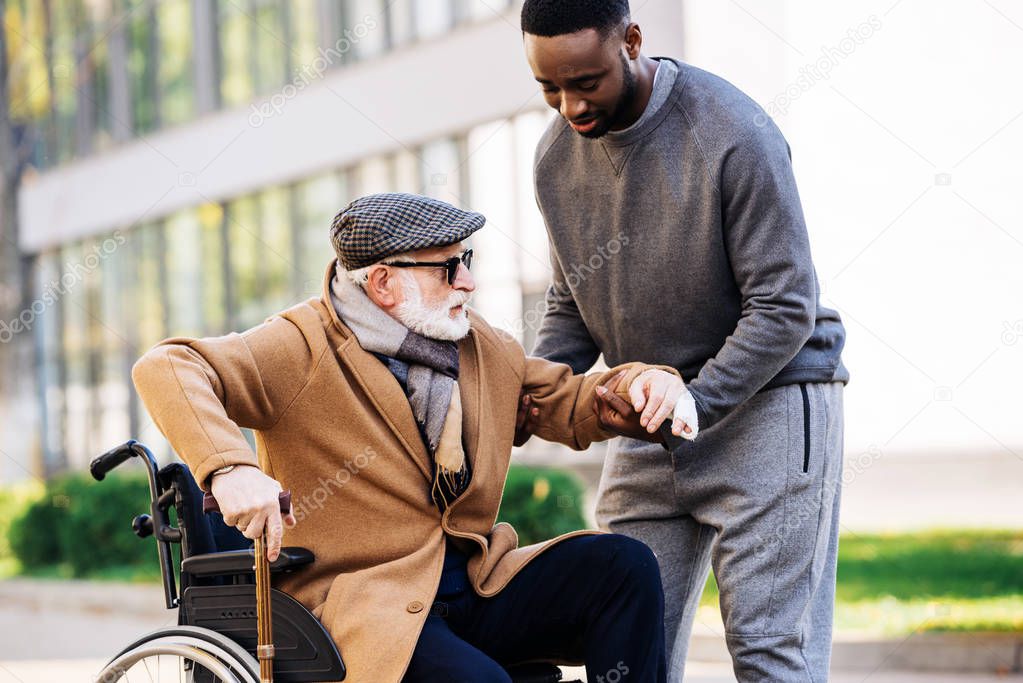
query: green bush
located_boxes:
[6,464,588,577]
[0,482,42,561]
[497,465,588,546]
[8,490,63,569]
[9,472,155,577]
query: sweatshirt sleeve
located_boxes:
[131,314,325,490]
[684,120,816,431]
[530,244,602,374]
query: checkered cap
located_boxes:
[330,193,485,270]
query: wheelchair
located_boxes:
[90,440,580,683]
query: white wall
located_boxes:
[681,0,1023,461]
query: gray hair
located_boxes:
[345,251,417,287]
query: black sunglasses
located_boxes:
[387,249,473,285]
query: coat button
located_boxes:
[407,601,424,613]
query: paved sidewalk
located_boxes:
[1,578,1020,682]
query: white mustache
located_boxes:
[447,291,471,308]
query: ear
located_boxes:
[623,22,642,59]
[365,265,400,309]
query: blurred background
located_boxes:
[0,0,1020,680]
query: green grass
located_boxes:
[698,530,1023,636]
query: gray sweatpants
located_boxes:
[595,381,845,682]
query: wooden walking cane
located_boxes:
[203,490,292,683]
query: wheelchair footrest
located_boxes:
[180,585,346,682]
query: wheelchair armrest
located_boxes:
[181,547,315,578]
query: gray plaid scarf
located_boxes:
[330,266,468,507]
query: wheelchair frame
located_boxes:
[90,440,574,683]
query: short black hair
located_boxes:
[521,0,631,39]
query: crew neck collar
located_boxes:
[600,57,683,148]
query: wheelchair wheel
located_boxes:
[95,626,260,683]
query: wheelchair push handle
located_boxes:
[90,440,140,481]
[202,490,292,515]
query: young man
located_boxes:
[518,1,850,681]
[132,193,685,682]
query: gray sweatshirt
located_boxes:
[531,57,849,432]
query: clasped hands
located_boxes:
[515,368,695,447]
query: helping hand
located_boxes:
[629,368,693,437]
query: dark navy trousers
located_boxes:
[401,533,667,683]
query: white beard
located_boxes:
[394,274,471,341]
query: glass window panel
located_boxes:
[5,1,51,123]
[420,137,460,202]
[35,252,66,468]
[252,0,287,95]
[198,202,229,335]
[135,222,168,351]
[95,233,131,452]
[296,173,347,297]
[348,0,388,60]
[50,0,80,162]
[289,0,321,70]
[157,0,194,126]
[514,111,557,286]
[80,1,112,154]
[466,121,519,327]
[393,148,421,194]
[387,0,415,48]
[258,187,295,313]
[219,2,255,107]
[130,225,173,461]
[227,195,262,329]
[4,0,52,167]
[127,1,159,133]
[61,242,90,468]
[413,0,453,40]
[165,211,205,337]
[355,155,392,196]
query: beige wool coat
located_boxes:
[131,260,673,682]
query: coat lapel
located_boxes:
[317,260,434,481]
[457,326,483,479]
[333,335,435,481]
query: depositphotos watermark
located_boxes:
[594,660,631,683]
[248,14,380,127]
[292,446,380,522]
[755,15,882,126]
[507,231,631,337]
[0,231,126,344]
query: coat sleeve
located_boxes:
[484,324,678,451]
[131,313,326,491]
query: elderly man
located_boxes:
[132,193,692,683]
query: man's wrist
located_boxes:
[206,463,257,490]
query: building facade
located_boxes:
[2,0,685,480]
